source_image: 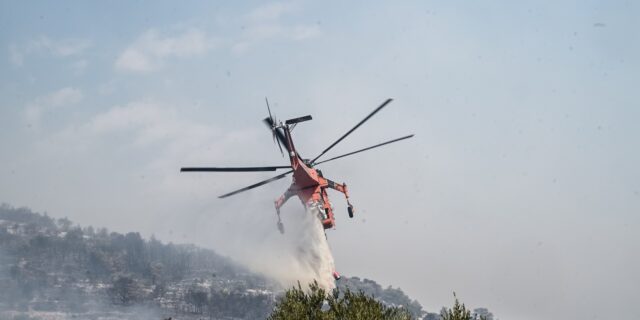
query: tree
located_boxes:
[440,292,487,320]
[56,217,72,231]
[109,274,141,305]
[268,281,412,320]
[186,289,208,314]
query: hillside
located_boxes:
[0,204,275,319]
[0,204,446,319]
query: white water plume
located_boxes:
[231,204,337,291]
[289,206,337,291]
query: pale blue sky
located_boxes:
[1,1,639,319]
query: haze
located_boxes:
[1,1,638,319]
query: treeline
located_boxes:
[0,204,241,282]
[0,204,273,318]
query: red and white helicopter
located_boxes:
[181,98,413,279]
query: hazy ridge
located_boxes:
[0,204,452,319]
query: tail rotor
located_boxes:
[265,97,284,157]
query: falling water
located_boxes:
[290,206,337,290]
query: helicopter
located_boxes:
[181,98,413,235]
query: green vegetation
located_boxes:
[337,276,424,318]
[439,293,489,320]
[268,281,412,320]
[269,284,495,320]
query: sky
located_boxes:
[1,0,639,319]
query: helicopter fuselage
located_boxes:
[275,125,351,229]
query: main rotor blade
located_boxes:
[181,166,291,172]
[275,136,284,156]
[314,134,414,166]
[265,97,273,121]
[219,170,293,198]
[311,98,393,164]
